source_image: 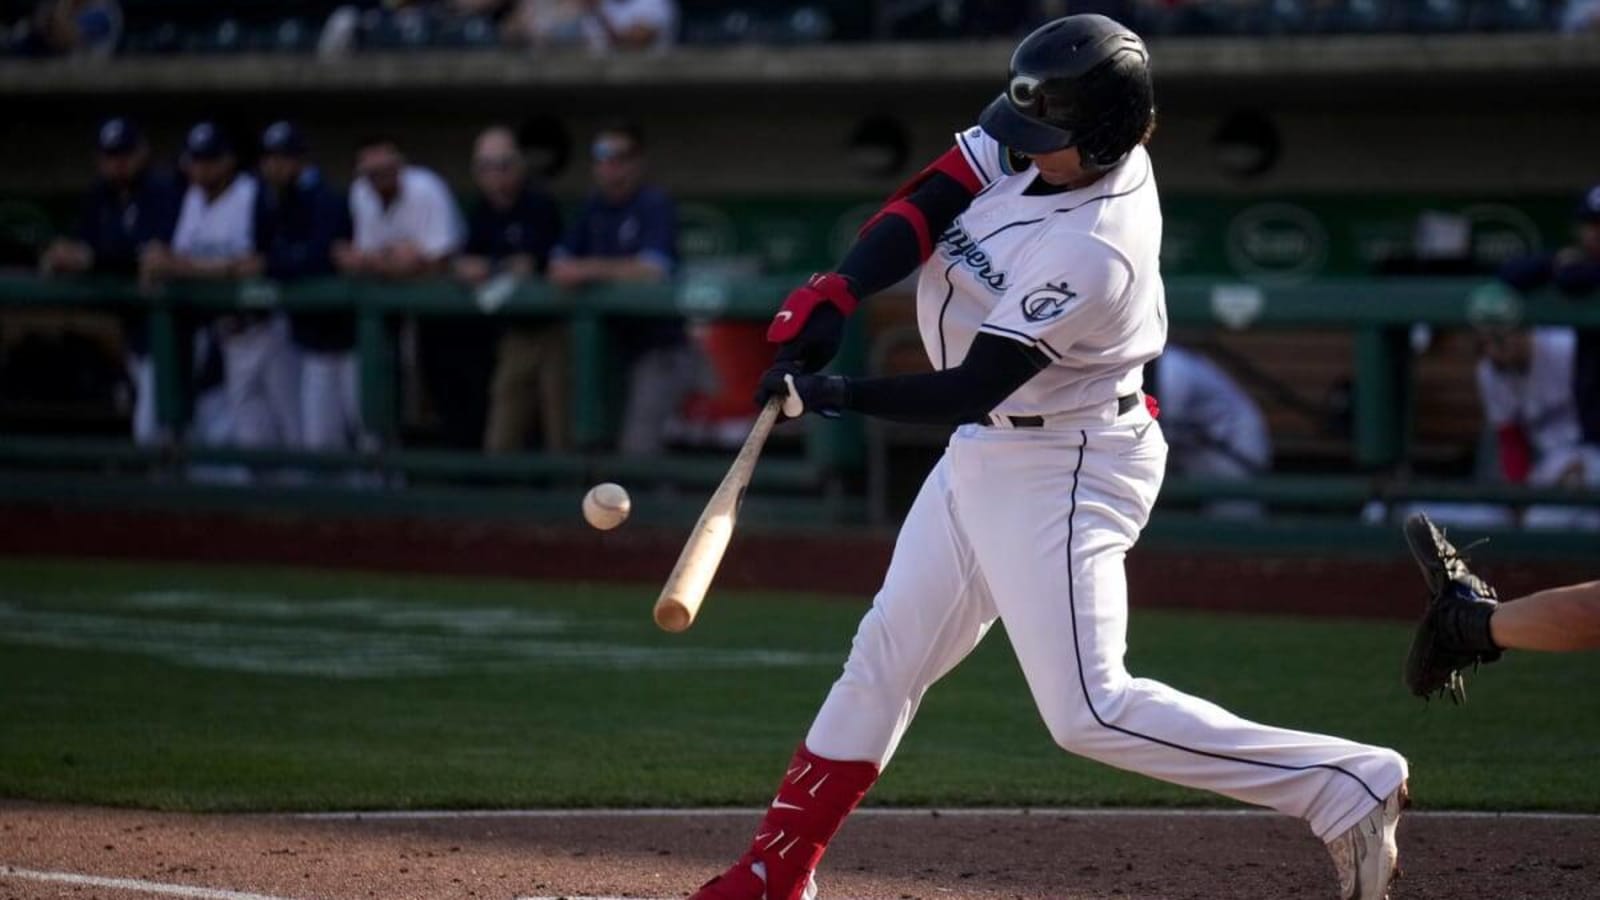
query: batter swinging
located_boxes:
[692,16,1407,900]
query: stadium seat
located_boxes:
[271,18,315,52]
[22,0,1582,55]
[1398,0,1467,32]
[1240,0,1317,35]
[1468,0,1552,30]
[1315,0,1394,33]
[431,15,498,49]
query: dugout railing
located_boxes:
[0,273,1598,541]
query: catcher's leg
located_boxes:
[691,455,998,900]
[1492,580,1600,651]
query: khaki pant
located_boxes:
[484,324,569,453]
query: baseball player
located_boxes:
[692,16,1407,900]
[145,122,301,459]
[1146,343,1272,518]
[1403,512,1600,703]
[1469,285,1600,529]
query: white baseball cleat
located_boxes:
[752,861,818,900]
[1326,784,1407,900]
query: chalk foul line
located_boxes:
[0,867,667,900]
[0,866,302,900]
[288,805,1600,822]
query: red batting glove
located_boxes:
[767,273,860,373]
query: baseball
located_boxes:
[582,482,631,530]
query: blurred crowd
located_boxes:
[1365,187,1600,529]
[5,0,1597,59]
[25,113,1600,518]
[1470,189,1600,523]
[36,115,768,469]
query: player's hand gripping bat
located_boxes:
[653,397,784,632]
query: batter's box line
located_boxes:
[288,805,1600,822]
[0,864,672,900]
[0,865,301,900]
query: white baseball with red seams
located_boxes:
[582,482,631,530]
[803,126,1407,844]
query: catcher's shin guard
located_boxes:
[690,745,879,900]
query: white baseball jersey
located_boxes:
[915,126,1166,421]
[1476,327,1581,460]
[172,174,257,261]
[350,166,464,259]
[172,173,298,460]
[804,129,1404,855]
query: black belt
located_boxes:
[991,393,1140,428]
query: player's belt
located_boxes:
[986,393,1140,428]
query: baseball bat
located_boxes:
[653,397,784,633]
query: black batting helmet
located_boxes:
[978,14,1154,168]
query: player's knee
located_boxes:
[1041,696,1120,754]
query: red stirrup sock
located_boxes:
[691,744,880,900]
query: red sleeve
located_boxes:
[856,146,983,258]
[1496,424,1532,484]
[883,146,983,203]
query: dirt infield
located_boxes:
[3,803,1597,900]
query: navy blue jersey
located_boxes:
[464,187,563,270]
[75,167,182,277]
[557,184,677,272]
[556,184,681,354]
[253,168,355,352]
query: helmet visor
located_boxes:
[979,93,1075,156]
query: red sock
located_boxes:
[714,744,879,900]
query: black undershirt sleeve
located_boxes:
[835,172,976,297]
[842,332,1051,425]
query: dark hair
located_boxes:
[356,134,401,154]
[594,121,645,152]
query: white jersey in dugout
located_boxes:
[915,126,1167,422]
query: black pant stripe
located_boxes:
[1063,430,1384,807]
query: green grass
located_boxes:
[0,557,1595,812]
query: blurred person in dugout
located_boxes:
[1500,183,1600,448]
[455,125,566,453]
[38,117,180,445]
[143,122,303,457]
[247,121,358,452]
[500,0,677,51]
[548,122,695,455]
[335,135,466,445]
[1143,344,1272,519]
[1469,285,1600,531]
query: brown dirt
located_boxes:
[0,504,1592,620]
[2,803,1596,900]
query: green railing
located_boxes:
[2,273,1599,524]
[0,272,867,477]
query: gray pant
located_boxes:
[619,343,705,456]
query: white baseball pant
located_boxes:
[218,315,301,450]
[299,350,362,451]
[806,405,1406,842]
